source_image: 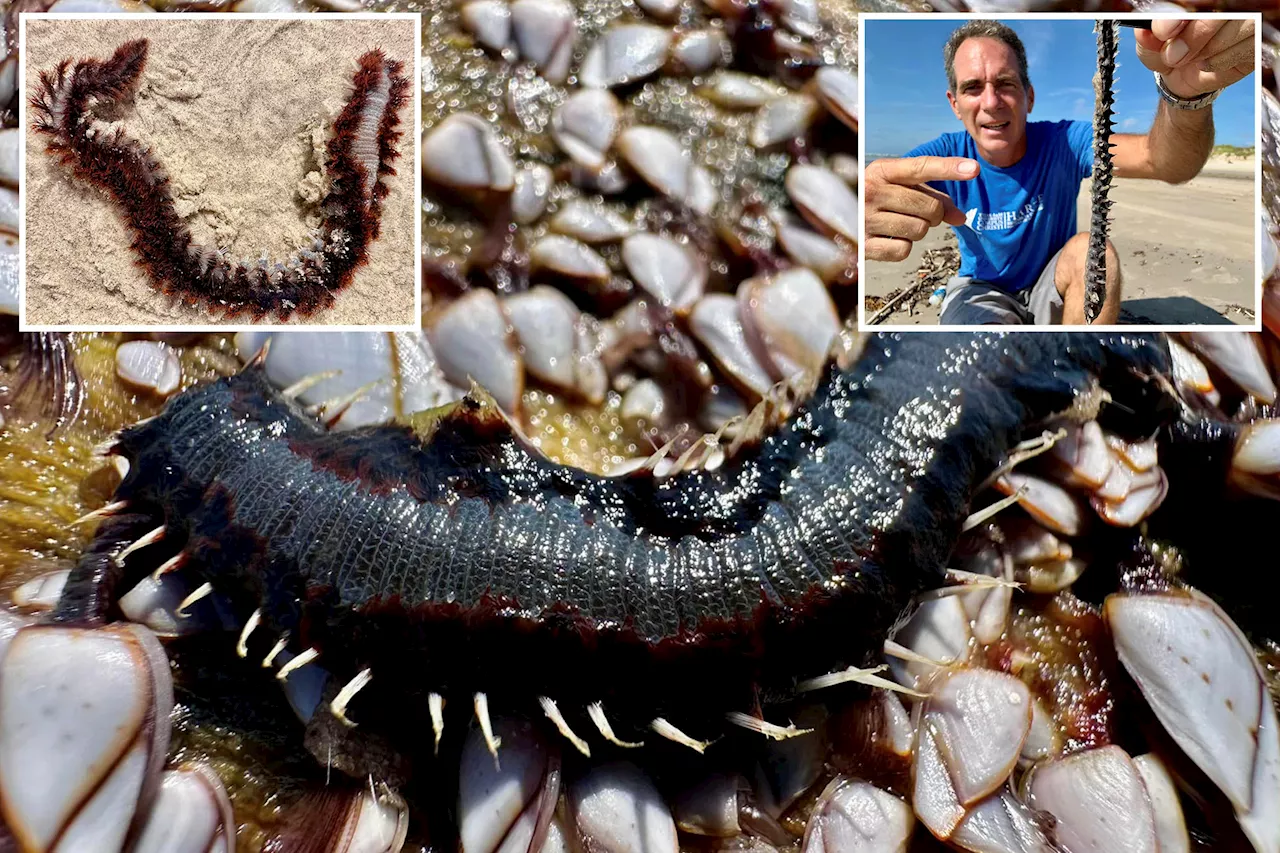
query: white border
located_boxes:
[858,11,1264,333]
[17,11,423,332]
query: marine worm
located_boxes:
[57,333,1180,742]
[30,39,410,321]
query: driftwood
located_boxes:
[868,241,961,325]
[867,282,926,325]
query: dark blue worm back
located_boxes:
[59,332,1174,735]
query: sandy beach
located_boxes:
[23,18,417,327]
[863,154,1258,326]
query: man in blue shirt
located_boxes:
[864,19,1255,325]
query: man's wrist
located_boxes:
[1155,71,1220,108]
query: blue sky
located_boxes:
[864,19,1256,156]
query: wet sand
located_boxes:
[23,17,417,328]
[863,155,1258,327]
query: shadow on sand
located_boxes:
[1120,296,1239,326]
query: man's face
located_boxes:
[947,37,1034,165]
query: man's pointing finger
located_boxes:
[875,156,980,185]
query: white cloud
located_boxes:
[1020,25,1056,72]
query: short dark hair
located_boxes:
[943,21,1031,94]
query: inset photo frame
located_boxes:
[20,13,421,330]
[859,13,1262,331]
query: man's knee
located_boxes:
[1062,231,1116,256]
[1104,238,1120,270]
[1060,234,1120,278]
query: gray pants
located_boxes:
[939,245,1066,325]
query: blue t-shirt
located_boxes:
[905,120,1094,293]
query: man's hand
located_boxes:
[1134,19,1254,100]
[863,156,979,262]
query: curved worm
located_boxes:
[59,333,1176,740]
[30,39,409,321]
